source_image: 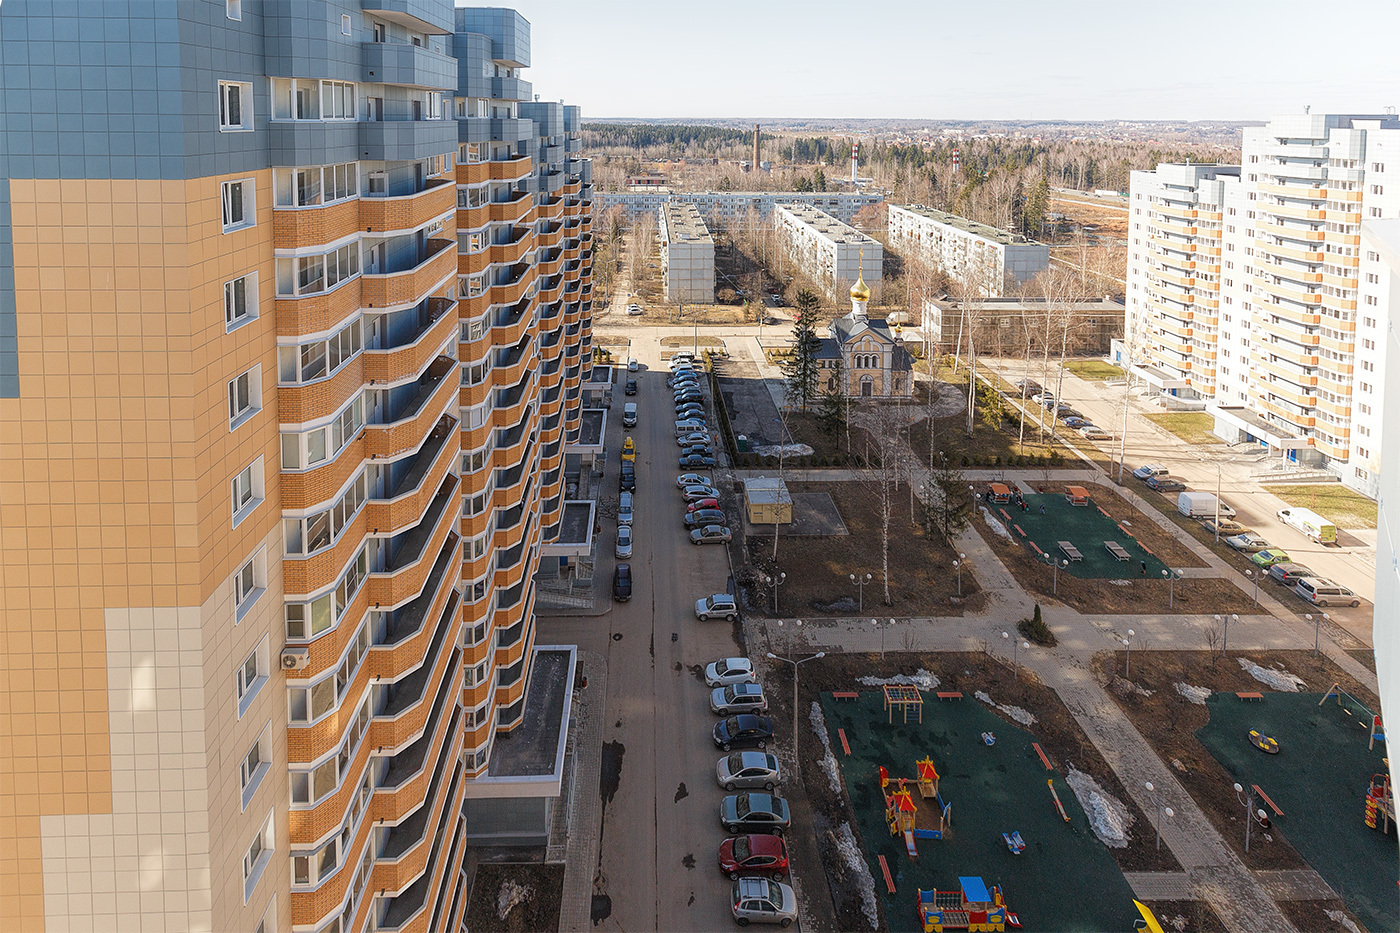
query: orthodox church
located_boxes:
[816,270,915,398]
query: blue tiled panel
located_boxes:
[454,7,529,67]
[0,179,15,398]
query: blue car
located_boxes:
[679,454,717,468]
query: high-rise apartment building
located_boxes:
[1126,113,1400,497]
[0,2,590,930]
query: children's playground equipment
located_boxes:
[981,732,996,746]
[916,876,1020,932]
[1001,831,1026,855]
[1365,773,1395,834]
[1320,682,1385,749]
[1132,900,1167,933]
[884,684,925,724]
[1248,730,1280,754]
[1047,779,1070,822]
[882,760,952,857]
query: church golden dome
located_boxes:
[850,273,871,302]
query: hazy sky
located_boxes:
[500,0,1400,122]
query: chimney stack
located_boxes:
[753,124,760,172]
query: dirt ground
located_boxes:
[1278,899,1369,933]
[1141,900,1228,933]
[1089,649,1378,871]
[463,862,564,933]
[775,651,1181,933]
[742,480,982,618]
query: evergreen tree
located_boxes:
[794,175,814,193]
[817,357,845,438]
[813,167,827,192]
[930,451,973,544]
[781,299,822,412]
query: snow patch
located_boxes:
[810,702,843,794]
[974,690,1036,726]
[1064,765,1133,848]
[857,670,940,690]
[1325,909,1362,933]
[1237,657,1306,692]
[981,505,1014,541]
[497,880,531,920]
[752,443,813,458]
[832,821,879,929]
[1174,683,1212,705]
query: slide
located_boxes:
[904,830,918,858]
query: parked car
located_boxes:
[625,303,643,316]
[677,473,713,488]
[721,793,790,835]
[731,877,797,928]
[711,683,768,715]
[681,445,715,459]
[716,751,781,791]
[674,393,703,407]
[1251,548,1291,568]
[696,593,739,621]
[1031,392,1054,405]
[1268,562,1314,585]
[679,453,717,468]
[1062,416,1090,429]
[618,491,634,526]
[1055,404,1081,418]
[621,436,636,462]
[705,657,756,687]
[1201,518,1247,536]
[1294,577,1361,608]
[624,379,637,396]
[675,406,706,421]
[1145,475,1186,492]
[677,432,713,448]
[686,509,727,528]
[687,497,721,513]
[619,464,636,492]
[670,353,695,367]
[615,525,633,559]
[612,563,632,601]
[682,485,720,503]
[1014,379,1042,396]
[713,714,772,751]
[1132,464,1170,479]
[1224,532,1271,553]
[1078,425,1111,440]
[627,358,639,372]
[674,418,706,435]
[719,834,789,879]
[692,524,733,545]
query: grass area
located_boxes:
[908,373,1072,468]
[1063,359,1125,381]
[1269,483,1378,530]
[1143,412,1223,446]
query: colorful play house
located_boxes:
[917,876,1020,932]
[1366,773,1395,834]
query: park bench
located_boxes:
[832,691,859,700]
[1236,691,1263,701]
[935,692,963,701]
[1253,784,1285,817]
[1105,541,1130,562]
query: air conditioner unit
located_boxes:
[280,648,310,672]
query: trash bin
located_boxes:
[737,435,748,452]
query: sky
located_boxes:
[497,0,1400,122]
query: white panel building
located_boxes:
[773,203,883,303]
[887,204,1049,297]
[658,202,715,303]
[597,190,883,225]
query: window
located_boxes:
[321,81,355,120]
[277,319,362,385]
[231,457,265,526]
[274,243,359,297]
[233,548,266,621]
[226,0,242,20]
[228,366,262,428]
[221,179,254,232]
[253,898,274,933]
[244,813,274,902]
[237,637,268,717]
[373,21,386,42]
[341,13,352,35]
[273,163,358,207]
[280,396,363,471]
[224,273,258,330]
[240,725,271,809]
[219,81,253,131]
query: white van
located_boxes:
[622,403,637,427]
[1293,577,1360,608]
[1276,507,1337,545]
[1177,491,1236,519]
[675,418,705,435]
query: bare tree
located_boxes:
[857,405,907,605]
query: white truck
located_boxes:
[1177,491,1236,519]
[1276,506,1338,545]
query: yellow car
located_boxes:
[622,437,636,462]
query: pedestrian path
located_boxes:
[558,651,607,933]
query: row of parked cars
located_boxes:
[1129,464,1361,608]
[1014,380,1111,440]
[702,657,799,926]
[667,353,734,550]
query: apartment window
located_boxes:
[253,898,274,933]
[1372,207,1383,218]
[224,273,258,330]
[321,81,355,120]
[240,724,271,809]
[231,457,265,526]
[219,81,253,131]
[226,0,242,20]
[1367,272,1379,284]
[233,547,266,621]
[274,163,358,207]
[1365,317,1377,328]
[280,396,363,471]
[221,179,254,232]
[228,365,262,428]
[368,171,387,195]
[274,243,359,297]
[1367,295,1379,306]
[237,637,268,718]
[277,319,362,385]
[340,13,351,35]
[243,812,274,902]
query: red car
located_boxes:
[718,834,788,880]
[686,498,720,513]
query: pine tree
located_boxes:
[781,296,822,412]
[813,167,827,192]
[930,451,973,544]
[817,357,845,438]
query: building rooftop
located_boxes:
[775,203,880,245]
[894,204,1042,247]
[485,647,575,781]
[579,409,605,446]
[660,202,713,244]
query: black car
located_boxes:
[679,454,717,468]
[713,714,774,751]
[1146,475,1186,492]
[613,563,632,601]
[1013,379,1042,397]
[624,379,637,396]
[681,444,714,458]
[619,465,636,491]
[676,406,705,421]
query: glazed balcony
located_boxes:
[370,546,460,681]
[374,690,461,825]
[358,107,458,163]
[276,276,364,338]
[364,297,457,385]
[364,356,457,459]
[361,178,455,235]
[361,40,456,91]
[363,415,457,535]
[362,238,456,310]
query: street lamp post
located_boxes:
[1232,782,1266,853]
[1144,781,1175,851]
[1044,553,1068,595]
[1123,629,1136,677]
[1305,612,1330,656]
[849,573,872,612]
[767,650,826,762]
[775,619,803,655]
[1002,631,1029,680]
[763,573,787,615]
[1244,569,1259,608]
[954,552,967,596]
[871,618,895,659]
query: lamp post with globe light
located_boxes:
[763,572,786,615]
[953,553,966,597]
[1144,781,1174,851]
[1233,782,1266,853]
[849,572,872,612]
[1123,629,1136,677]
[767,649,826,760]
[1002,631,1029,680]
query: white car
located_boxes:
[1078,425,1110,439]
[625,303,643,316]
[705,657,756,687]
[627,358,639,372]
[696,593,739,621]
[677,472,713,488]
[615,524,633,559]
[618,491,634,526]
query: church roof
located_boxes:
[815,337,842,360]
[830,310,897,347]
[892,346,914,372]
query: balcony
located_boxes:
[363,415,457,534]
[460,117,534,144]
[268,121,361,167]
[364,297,457,385]
[359,109,458,163]
[360,0,454,34]
[372,614,456,750]
[383,475,457,578]
[361,178,455,235]
[372,548,460,680]
[491,76,533,101]
[362,238,456,310]
[376,747,462,896]
[488,192,534,224]
[364,356,457,458]
[458,156,533,186]
[376,685,460,822]
[362,41,456,90]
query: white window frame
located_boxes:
[240,723,272,810]
[243,812,275,903]
[224,271,258,331]
[228,364,262,430]
[231,456,265,528]
[221,178,255,232]
[219,81,253,132]
[341,13,352,36]
[233,546,267,622]
[226,0,242,21]
[237,636,269,719]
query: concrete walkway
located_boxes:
[558,651,607,933]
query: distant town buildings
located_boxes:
[888,205,1049,297]
[596,189,883,224]
[773,204,883,303]
[659,202,716,303]
[1127,112,1400,497]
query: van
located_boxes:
[675,418,705,435]
[622,402,637,427]
[1276,507,1338,545]
[1177,491,1236,519]
[1293,577,1360,608]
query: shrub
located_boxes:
[1018,604,1057,646]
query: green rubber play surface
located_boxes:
[989,490,1169,580]
[1195,691,1399,932]
[821,690,1139,932]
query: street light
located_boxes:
[953,552,967,596]
[1002,631,1030,680]
[1244,569,1259,608]
[1232,782,1267,853]
[1123,629,1136,677]
[1044,552,1069,595]
[871,618,896,659]
[849,572,872,612]
[767,649,826,762]
[1305,612,1330,656]
[763,572,786,615]
[1205,456,1236,545]
[1162,568,1181,610]
[1144,781,1175,851]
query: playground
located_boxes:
[817,687,1142,931]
